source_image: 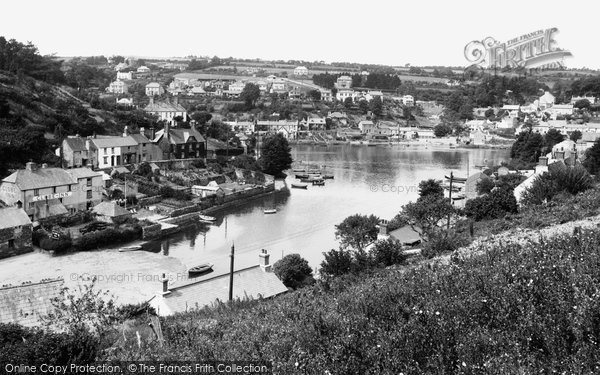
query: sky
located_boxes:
[1,0,597,69]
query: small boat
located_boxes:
[188,263,214,275]
[312,180,325,186]
[300,178,312,183]
[295,173,309,179]
[119,245,142,252]
[291,183,308,189]
[292,169,307,173]
[199,214,216,222]
[321,173,334,179]
[264,208,277,214]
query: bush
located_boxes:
[465,187,518,221]
[320,248,354,279]
[39,237,72,252]
[73,225,141,251]
[421,231,466,259]
[273,254,314,289]
[191,159,206,169]
[370,238,406,267]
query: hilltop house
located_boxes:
[148,250,288,316]
[144,97,188,126]
[539,91,555,110]
[294,66,309,76]
[107,79,128,94]
[0,162,102,220]
[137,66,150,73]
[114,62,129,71]
[255,120,298,139]
[116,71,133,80]
[145,82,164,97]
[335,75,352,89]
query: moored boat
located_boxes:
[264,208,277,214]
[199,214,216,222]
[312,180,325,186]
[119,245,142,252]
[291,183,308,189]
[188,263,214,275]
[295,173,309,179]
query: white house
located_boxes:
[571,96,596,105]
[539,91,555,110]
[145,82,164,97]
[336,89,355,102]
[116,71,133,80]
[271,79,287,93]
[335,75,353,89]
[401,95,414,106]
[144,97,188,126]
[227,81,246,96]
[294,66,309,76]
[114,62,129,71]
[548,104,574,118]
[137,66,150,73]
[106,80,128,94]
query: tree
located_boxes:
[240,83,261,108]
[320,248,354,278]
[370,238,406,267]
[570,130,583,142]
[307,90,321,101]
[476,178,495,195]
[191,111,212,127]
[574,99,591,110]
[344,97,353,108]
[465,188,518,221]
[334,214,380,251]
[111,55,125,64]
[434,124,453,138]
[273,254,314,289]
[258,133,292,177]
[358,100,369,114]
[231,154,259,171]
[484,108,495,119]
[403,195,454,236]
[584,138,600,175]
[510,130,544,164]
[370,96,383,117]
[418,179,444,199]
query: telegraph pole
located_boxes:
[228,242,235,302]
[447,171,453,230]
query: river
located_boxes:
[0,144,510,304]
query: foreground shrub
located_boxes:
[273,254,314,289]
[370,238,406,266]
[465,187,518,221]
[523,163,594,206]
[420,230,467,259]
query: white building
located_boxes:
[145,82,164,97]
[144,97,188,126]
[116,71,133,80]
[228,81,246,96]
[335,75,353,89]
[137,66,150,73]
[548,104,574,118]
[336,88,355,102]
[106,80,128,94]
[401,95,414,106]
[539,91,555,110]
[571,96,596,105]
[294,66,309,76]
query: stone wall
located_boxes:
[161,212,201,226]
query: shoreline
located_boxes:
[290,140,511,150]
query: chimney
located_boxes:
[259,249,270,270]
[150,127,156,140]
[379,220,389,236]
[165,122,170,136]
[140,127,145,137]
[161,273,170,296]
[538,156,548,166]
[16,200,22,209]
[25,162,37,171]
[41,163,48,169]
[123,126,129,137]
[149,96,154,105]
[173,96,178,106]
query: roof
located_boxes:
[0,207,32,229]
[581,132,600,142]
[389,225,422,245]
[154,128,205,145]
[130,133,150,144]
[146,82,161,88]
[32,199,68,219]
[3,167,77,190]
[0,278,64,327]
[150,265,288,316]
[92,202,131,218]
[91,136,138,148]
[63,137,86,152]
[206,138,230,151]
[66,168,102,180]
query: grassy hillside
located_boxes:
[101,225,600,374]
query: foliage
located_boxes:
[39,236,72,252]
[0,37,64,83]
[420,230,466,259]
[231,154,259,171]
[570,130,583,142]
[273,254,315,290]
[73,225,142,251]
[476,177,495,195]
[370,238,406,267]
[583,138,600,175]
[240,83,261,108]
[334,214,380,251]
[258,133,292,177]
[319,248,354,278]
[403,195,454,235]
[543,128,565,153]
[522,163,594,205]
[465,187,518,221]
[369,96,383,117]
[433,123,452,137]
[495,173,525,192]
[418,179,443,199]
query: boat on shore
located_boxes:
[188,263,214,275]
[119,245,142,252]
[295,173,309,179]
[312,180,325,186]
[263,208,277,214]
[199,214,217,223]
[291,183,308,189]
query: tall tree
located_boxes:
[240,83,261,108]
[258,133,292,177]
[335,214,380,251]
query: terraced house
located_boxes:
[0,162,103,220]
[152,123,206,160]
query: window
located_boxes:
[29,202,35,209]
[86,178,92,187]
[86,190,92,199]
[111,147,115,154]
[68,185,72,192]
[103,156,108,164]
[53,187,56,193]
[104,148,107,155]
[8,239,14,249]
[34,189,39,195]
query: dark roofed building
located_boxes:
[153,125,206,160]
[0,278,63,327]
[93,202,132,223]
[149,250,288,316]
[62,137,93,168]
